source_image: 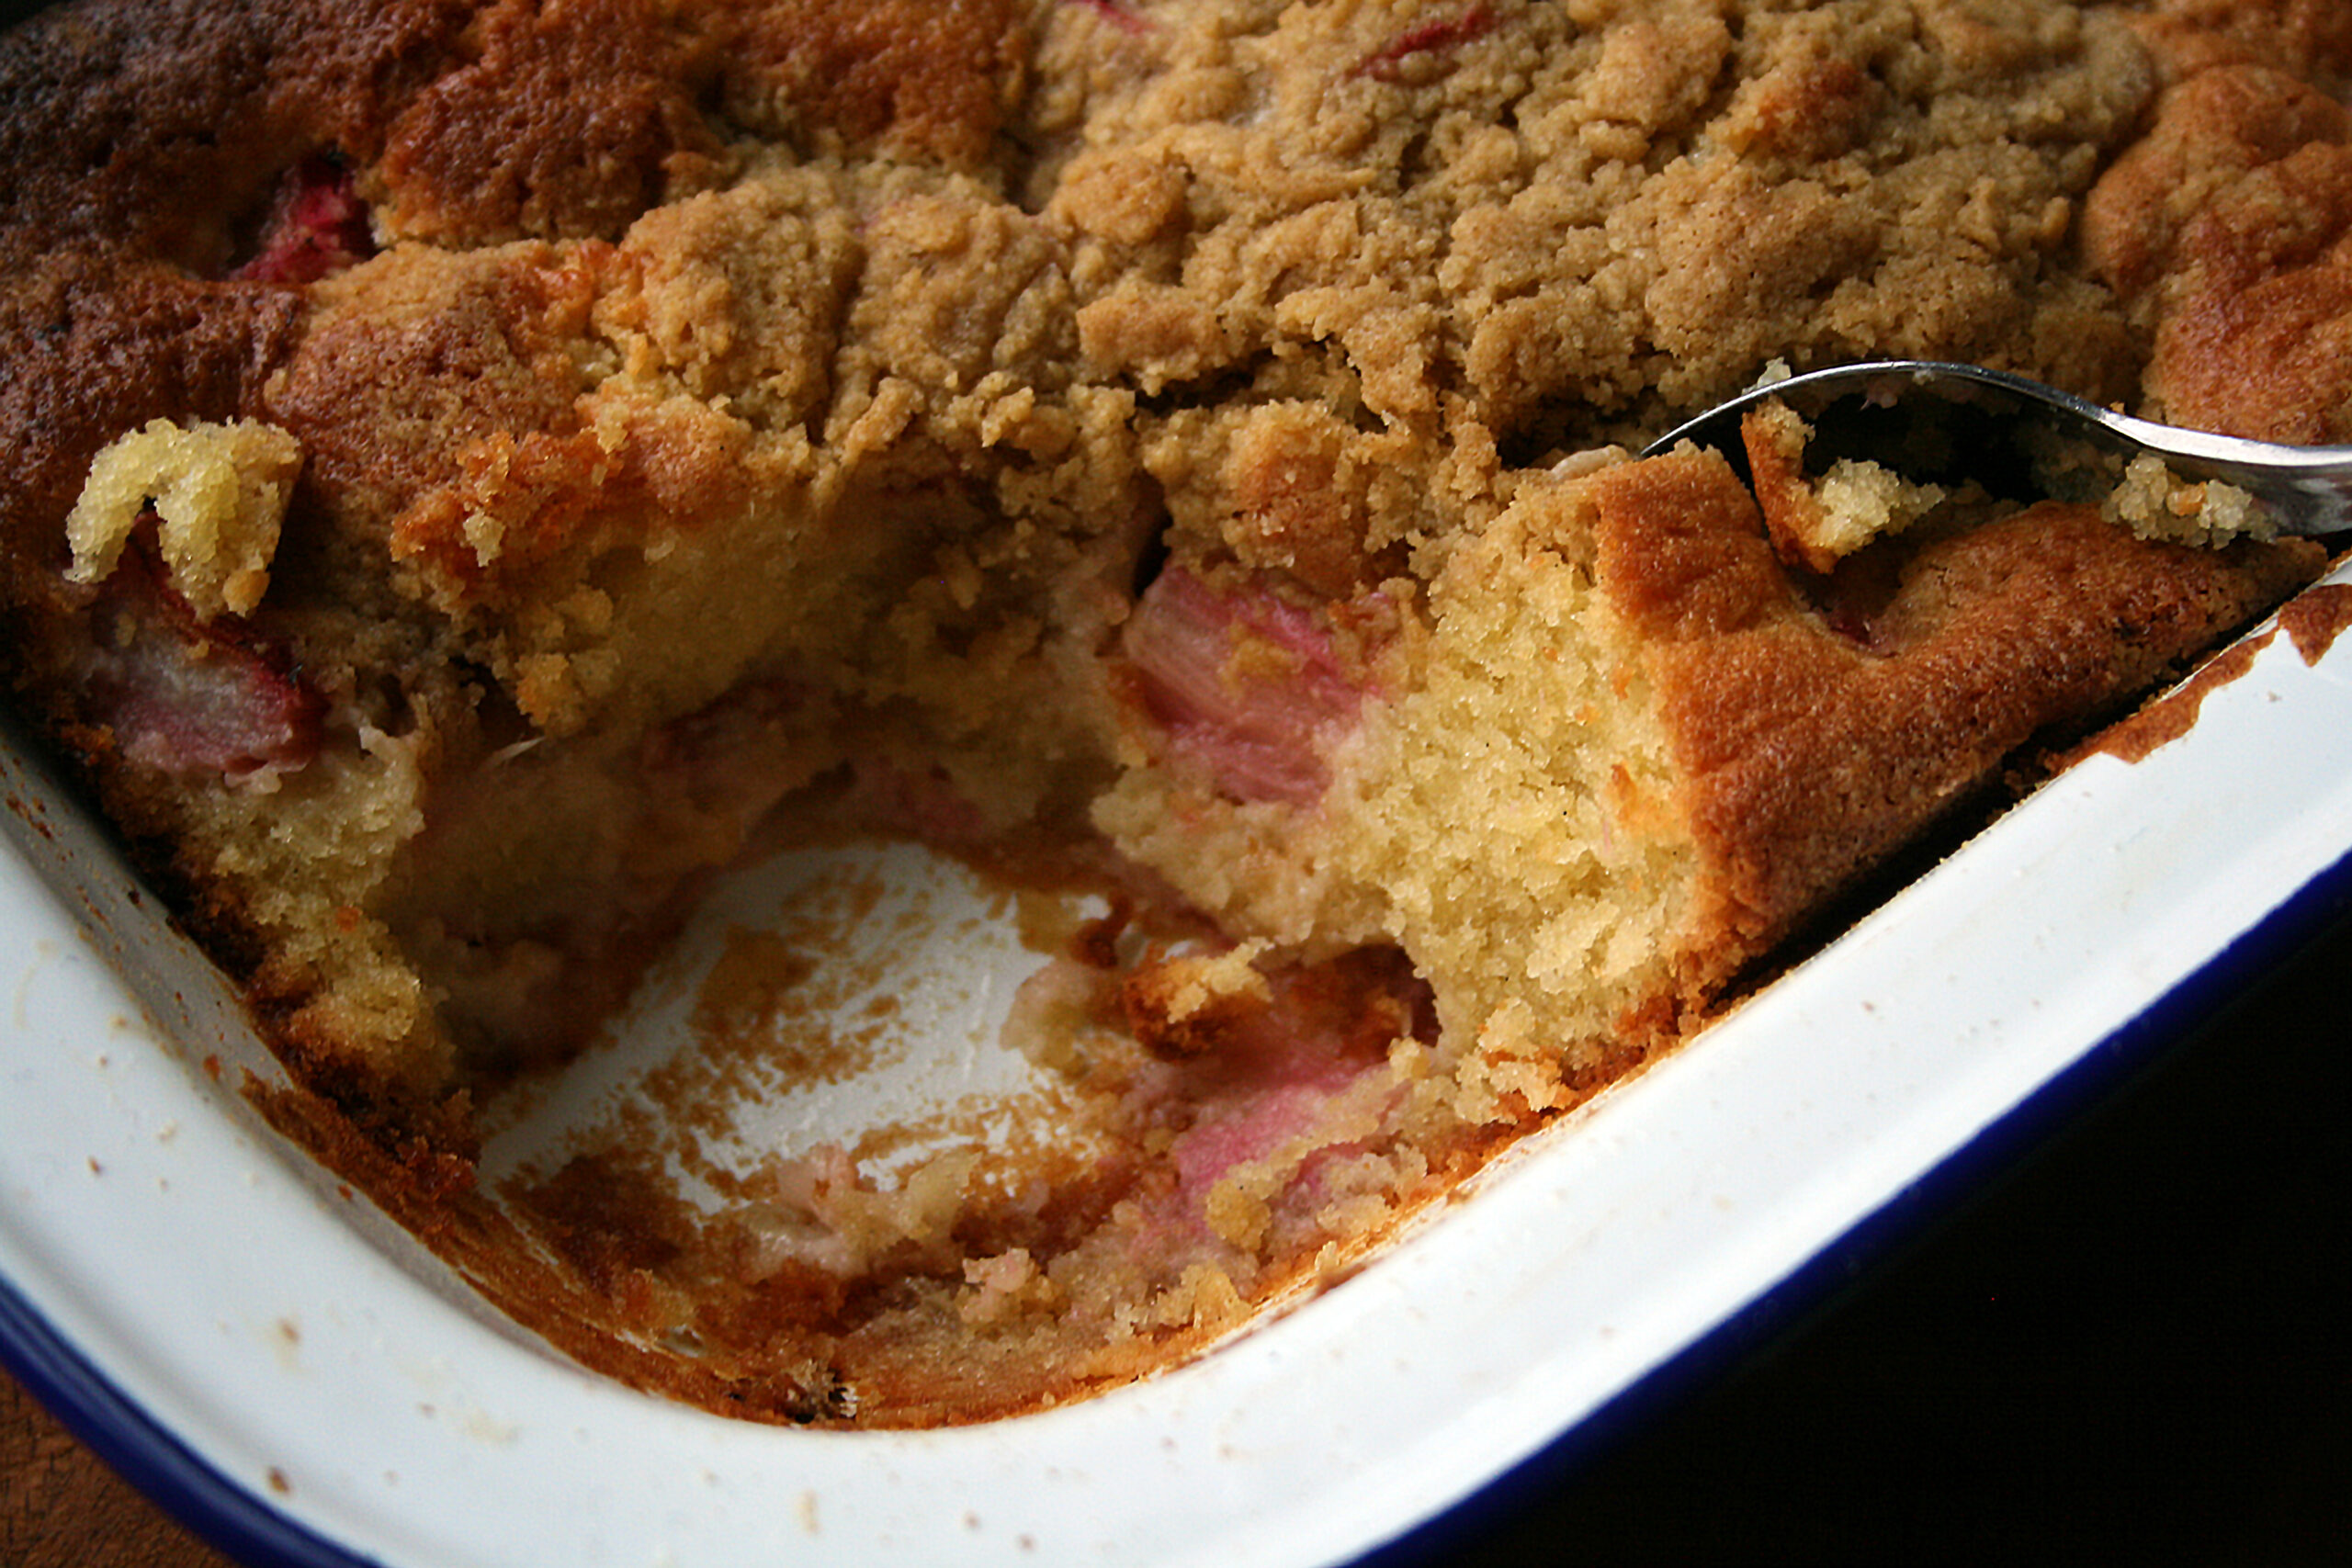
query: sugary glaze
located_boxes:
[0,0,2343,1424]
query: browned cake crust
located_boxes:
[0,0,2341,1426]
[1596,450,2315,1003]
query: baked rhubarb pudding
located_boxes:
[1,0,2346,1425]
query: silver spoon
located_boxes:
[1644,360,2352,536]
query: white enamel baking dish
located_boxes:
[4,555,2350,1568]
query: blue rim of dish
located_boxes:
[0,1274,383,1568]
[2,860,2348,1568]
[1359,836,2352,1568]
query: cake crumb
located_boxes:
[66,418,303,619]
[2104,452,2274,547]
[1743,399,1945,572]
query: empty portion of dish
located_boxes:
[1,0,2346,1423]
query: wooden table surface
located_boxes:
[2,1370,230,1568]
